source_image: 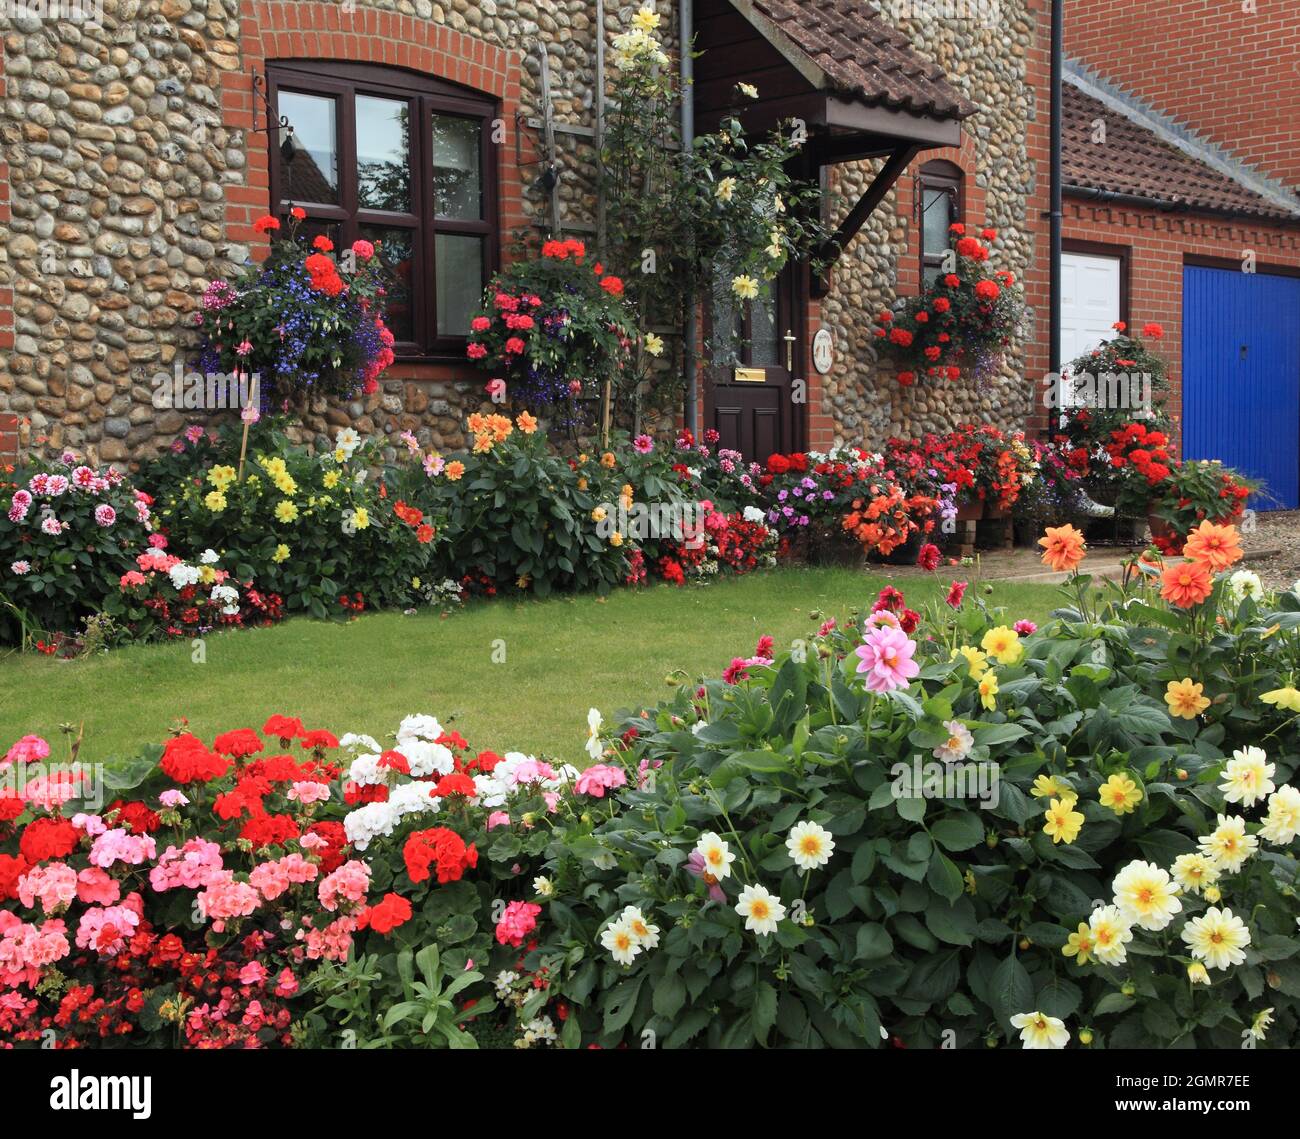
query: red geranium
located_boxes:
[404,827,479,885]
[365,893,413,935]
[19,817,79,864]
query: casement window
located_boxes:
[267,62,497,359]
[918,159,963,287]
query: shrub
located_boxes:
[1,453,156,644]
[148,418,433,618]
[523,527,1300,1049]
[387,415,630,598]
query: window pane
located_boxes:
[360,224,415,343]
[922,186,953,259]
[432,115,482,220]
[357,95,411,213]
[435,233,484,337]
[749,280,779,366]
[279,91,338,205]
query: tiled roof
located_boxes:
[1063,82,1300,222]
[741,0,976,121]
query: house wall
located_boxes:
[0,0,1045,467]
[814,0,1049,451]
[0,0,672,466]
[1020,199,1300,448]
[1064,0,1300,196]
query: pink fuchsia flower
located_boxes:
[495,900,542,947]
[76,867,120,906]
[158,789,189,809]
[1014,620,1037,636]
[235,340,253,357]
[854,626,920,692]
[3,735,50,768]
[568,379,583,396]
[633,433,654,454]
[574,764,628,798]
[487,811,511,830]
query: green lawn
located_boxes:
[0,568,1064,764]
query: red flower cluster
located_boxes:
[160,735,233,784]
[403,827,479,885]
[1106,422,1172,486]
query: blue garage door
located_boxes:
[1183,265,1300,509]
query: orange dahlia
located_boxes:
[1182,521,1242,572]
[1038,524,1087,572]
[1160,560,1214,608]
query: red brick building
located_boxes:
[1042,0,1300,507]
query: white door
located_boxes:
[1060,252,1121,398]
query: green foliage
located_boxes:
[527,575,1300,1049]
[147,417,434,617]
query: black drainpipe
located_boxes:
[1049,0,1063,379]
[681,0,698,435]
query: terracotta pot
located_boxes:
[1147,513,1177,543]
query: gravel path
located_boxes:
[1242,510,1300,590]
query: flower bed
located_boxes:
[4,519,1299,1049]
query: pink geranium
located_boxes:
[495,900,541,947]
[3,735,50,768]
[853,625,920,692]
[574,764,627,798]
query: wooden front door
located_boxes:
[706,267,802,461]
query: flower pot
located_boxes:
[1147,513,1178,544]
[871,530,923,567]
[954,500,984,522]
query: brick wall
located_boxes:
[1065,0,1300,194]
[1020,197,1300,450]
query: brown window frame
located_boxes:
[266,61,499,362]
[918,160,964,286]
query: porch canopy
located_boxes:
[693,0,976,292]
